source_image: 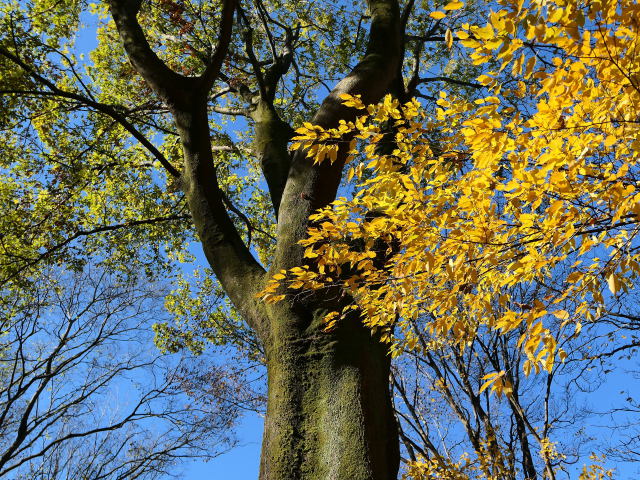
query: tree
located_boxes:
[93,0,402,476]
[0,265,249,480]
[3,0,638,479]
[392,306,602,479]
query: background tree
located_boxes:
[393,306,606,479]
[0,264,255,480]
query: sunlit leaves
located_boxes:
[478,370,512,398]
[262,0,640,379]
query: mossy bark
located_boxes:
[258,307,399,480]
[108,2,403,478]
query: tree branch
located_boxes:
[234,6,298,217]
[211,105,250,116]
[107,0,194,106]
[176,107,269,337]
[274,0,403,275]
[0,47,180,178]
[418,76,483,89]
[108,0,268,338]
[199,0,237,93]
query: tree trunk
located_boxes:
[259,307,399,480]
[106,1,403,478]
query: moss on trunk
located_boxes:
[259,307,399,480]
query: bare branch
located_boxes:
[418,76,483,89]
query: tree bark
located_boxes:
[259,306,399,480]
[106,0,403,478]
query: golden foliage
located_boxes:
[261,0,640,385]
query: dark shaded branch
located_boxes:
[175,104,268,338]
[404,12,448,99]
[274,0,403,276]
[235,6,298,217]
[260,11,298,102]
[405,41,424,97]
[254,0,279,66]
[400,0,416,28]
[220,189,276,247]
[199,0,237,93]
[418,76,483,89]
[236,5,268,99]
[107,0,194,106]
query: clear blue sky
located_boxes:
[180,413,263,480]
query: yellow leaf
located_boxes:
[607,273,622,295]
[497,379,513,398]
[429,10,447,19]
[544,354,555,373]
[479,370,504,394]
[512,52,525,76]
[477,74,493,85]
[328,145,337,163]
[445,28,454,49]
[523,56,537,79]
[264,294,285,304]
[558,349,568,362]
[478,378,495,394]
[548,199,564,216]
[444,1,464,10]
[474,24,495,40]
[548,7,564,23]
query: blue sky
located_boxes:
[181,413,263,479]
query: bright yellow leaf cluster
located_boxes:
[403,442,515,480]
[579,455,615,480]
[263,0,640,376]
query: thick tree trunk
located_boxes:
[259,308,399,480]
[107,2,403,479]
[173,105,399,479]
